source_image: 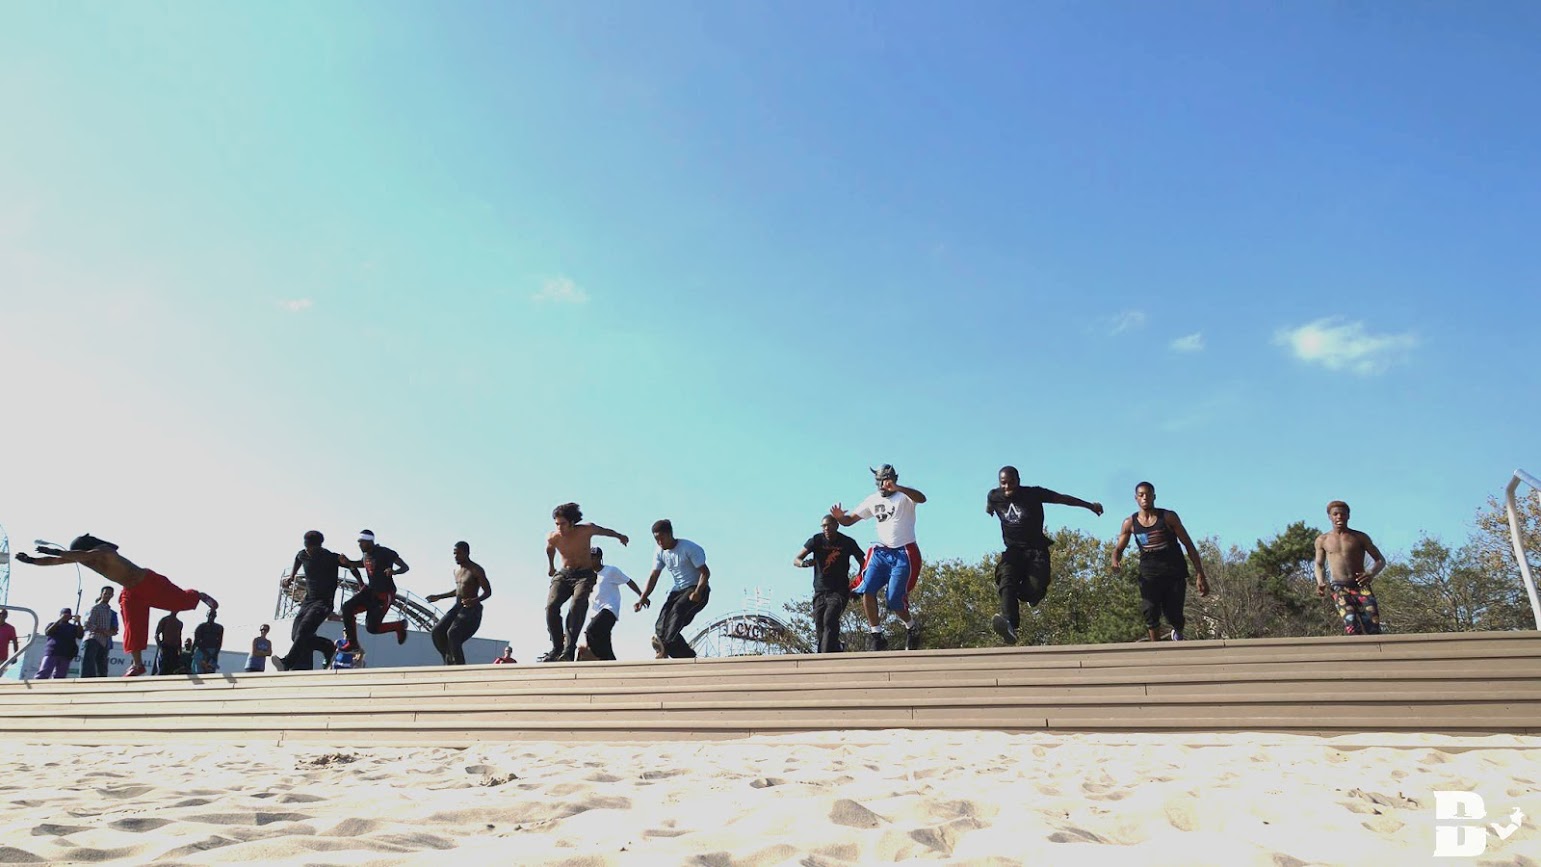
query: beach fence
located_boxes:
[0,630,1537,745]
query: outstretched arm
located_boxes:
[1167,511,1209,596]
[635,568,663,611]
[17,548,108,568]
[589,524,630,547]
[830,503,863,527]
[1047,491,1104,517]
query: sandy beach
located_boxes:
[1,731,1536,866]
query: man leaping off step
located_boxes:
[16,534,218,677]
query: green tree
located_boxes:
[1248,521,1337,636]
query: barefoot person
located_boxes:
[337,530,410,651]
[541,503,629,662]
[1111,482,1209,642]
[986,466,1104,644]
[1314,500,1387,636]
[580,546,642,661]
[274,530,361,671]
[831,464,926,651]
[635,520,710,659]
[792,515,866,654]
[15,535,217,677]
[426,541,492,665]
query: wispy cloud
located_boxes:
[1170,332,1204,353]
[531,276,588,305]
[1274,317,1418,375]
[1106,309,1146,335]
[278,298,313,313]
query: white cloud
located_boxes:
[1107,309,1146,335]
[1274,317,1418,375]
[1170,332,1204,353]
[278,298,313,313]
[531,276,588,304]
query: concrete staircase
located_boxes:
[2,631,1537,746]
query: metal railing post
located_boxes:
[1504,469,1541,630]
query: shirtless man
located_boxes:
[1111,482,1209,642]
[541,503,628,662]
[1314,500,1387,636]
[15,534,217,677]
[426,541,492,665]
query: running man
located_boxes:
[274,530,361,671]
[541,503,629,662]
[635,519,710,659]
[792,515,866,654]
[581,546,642,661]
[1314,500,1387,636]
[15,534,217,677]
[831,464,926,651]
[986,466,1103,644]
[426,541,492,665]
[1111,482,1209,642]
[338,530,410,650]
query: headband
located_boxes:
[358,532,375,542]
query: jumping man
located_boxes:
[338,530,410,650]
[792,515,865,654]
[831,464,926,651]
[426,541,492,665]
[635,519,710,659]
[581,546,642,661]
[274,530,361,671]
[986,466,1103,644]
[1111,482,1209,641]
[541,503,628,662]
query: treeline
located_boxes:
[774,493,1540,651]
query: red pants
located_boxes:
[120,570,201,653]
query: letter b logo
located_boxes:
[1434,791,1487,857]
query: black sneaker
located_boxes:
[869,632,888,652]
[905,622,922,651]
[536,649,564,663]
[991,614,1018,645]
[271,657,289,672]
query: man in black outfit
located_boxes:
[986,465,1104,644]
[792,515,866,654]
[275,530,361,671]
[338,529,411,649]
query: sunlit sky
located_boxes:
[3,3,1538,660]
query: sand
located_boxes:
[1,732,1537,866]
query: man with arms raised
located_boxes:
[15,534,217,677]
[831,464,926,651]
[792,515,866,654]
[986,466,1103,644]
[274,530,361,671]
[426,541,492,665]
[541,503,629,662]
[1111,482,1209,642]
[635,519,710,659]
[338,530,410,651]
[1314,500,1387,636]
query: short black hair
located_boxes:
[70,534,117,552]
[1135,481,1155,494]
[304,530,324,545]
[553,503,583,523]
[999,466,1020,481]
[651,519,673,535]
[455,540,470,552]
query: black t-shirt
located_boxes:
[986,486,1056,550]
[803,532,866,592]
[194,621,224,651]
[295,547,343,606]
[363,546,399,593]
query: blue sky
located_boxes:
[3,3,1538,660]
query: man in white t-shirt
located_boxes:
[831,464,927,651]
[580,546,642,661]
[635,519,711,659]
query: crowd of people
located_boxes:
[8,463,1389,678]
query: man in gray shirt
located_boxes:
[635,519,710,659]
[81,586,118,678]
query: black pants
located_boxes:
[1138,572,1187,631]
[655,586,710,658]
[154,641,181,675]
[812,589,848,654]
[545,569,597,659]
[81,639,109,678]
[996,546,1051,630]
[431,601,483,665]
[584,608,619,661]
[281,600,336,671]
[340,589,402,644]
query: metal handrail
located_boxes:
[1504,469,1541,630]
[0,605,41,677]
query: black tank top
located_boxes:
[1130,509,1187,578]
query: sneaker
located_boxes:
[650,635,667,658]
[1169,630,1184,642]
[905,622,922,651]
[122,664,147,678]
[271,657,289,672]
[991,614,1019,645]
[396,625,408,645]
[198,592,219,611]
[869,632,888,652]
[536,649,564,663]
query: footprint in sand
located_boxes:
[278,792,325,804]
[0,846,47,864]
[95,786,154,800]
[829,799,886,829]
[158,835,240,859]
[107,817,172,832]
[28,824,90,838]
[1048,827,1108,844]
[748,777,785,789]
